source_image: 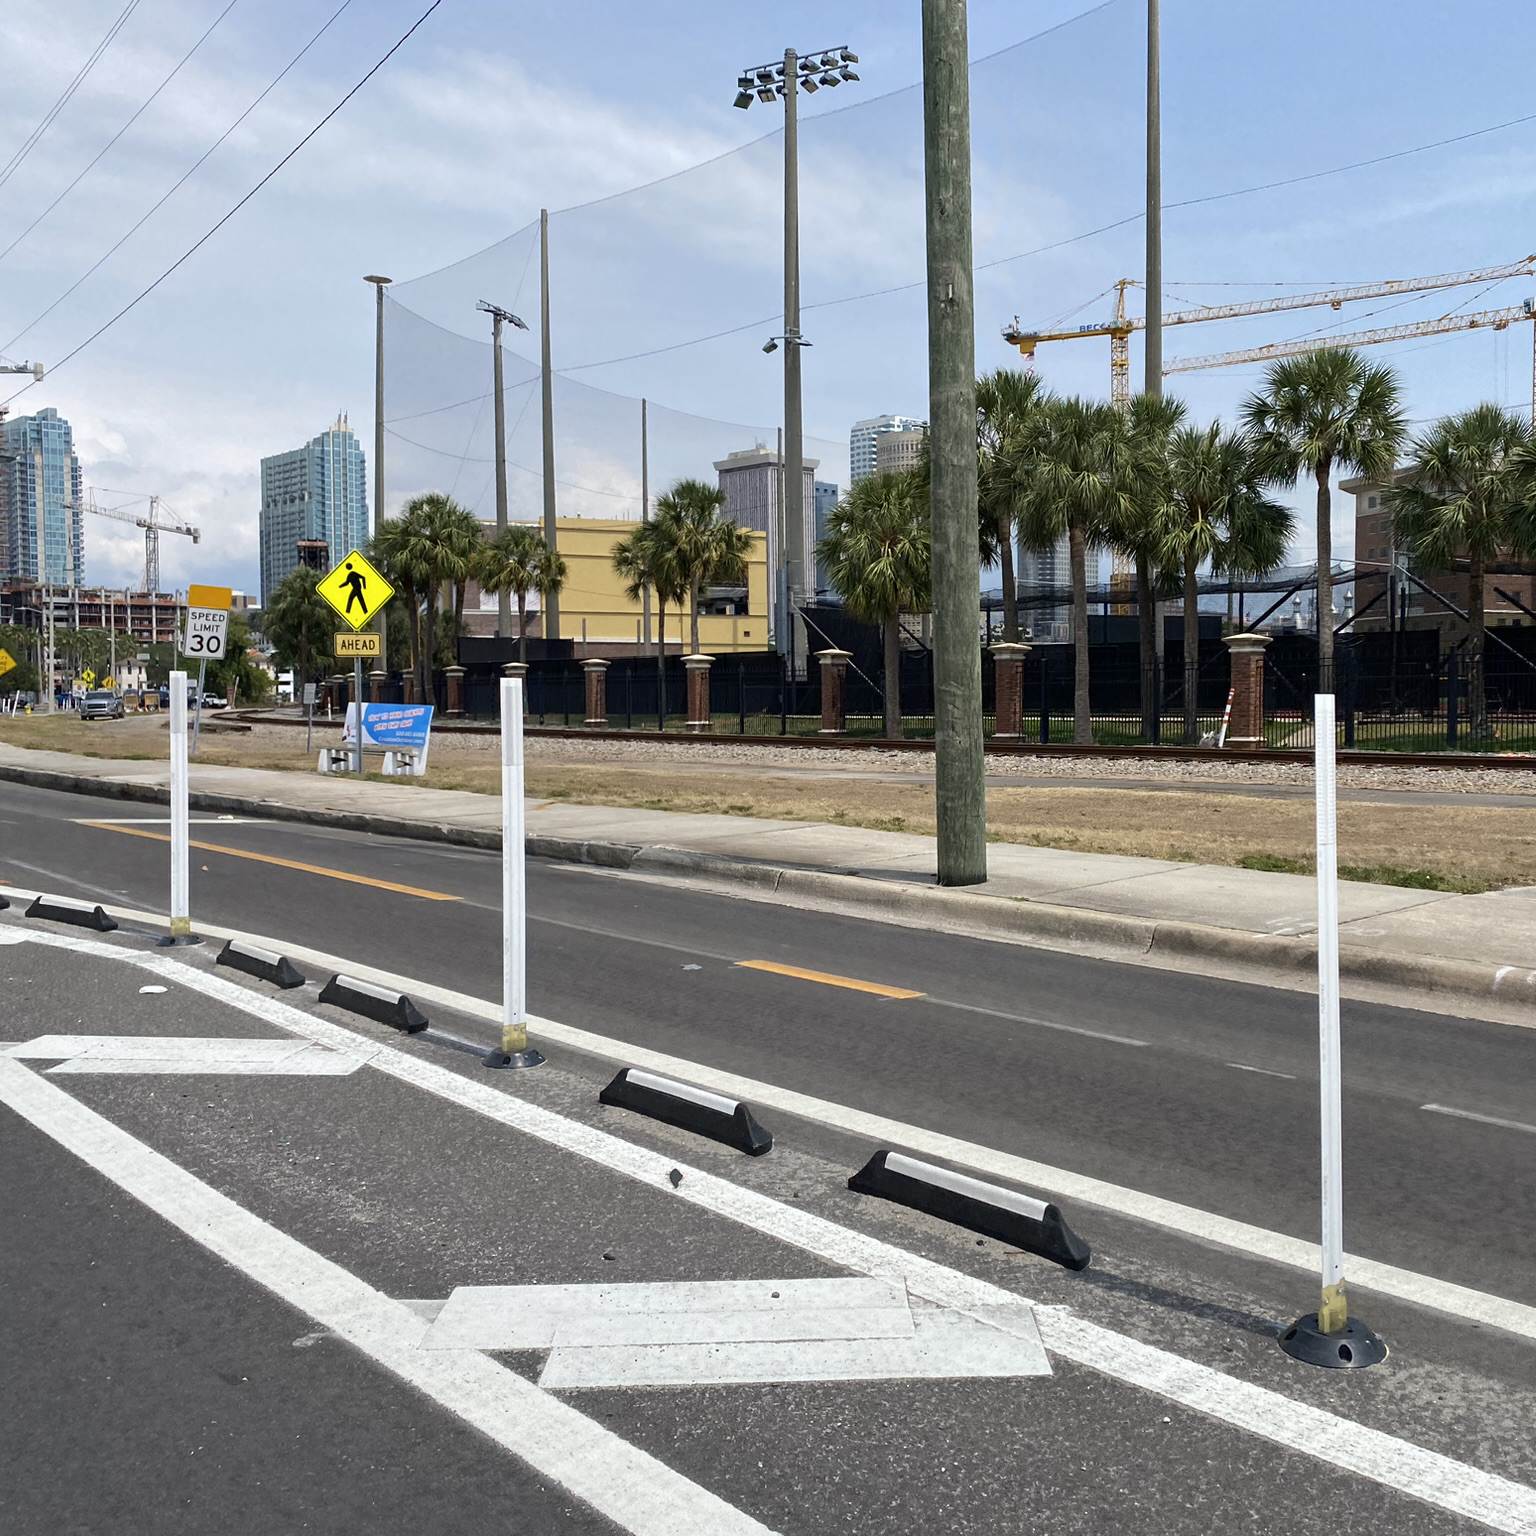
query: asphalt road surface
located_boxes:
[2,778,1535,1534]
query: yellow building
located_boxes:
[465,518,771,656]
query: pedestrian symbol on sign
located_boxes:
[342,563,369,616]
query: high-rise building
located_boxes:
[714,445,818,624]
[849,414,926,484]
[874,426,928,478]
[0,407,84,586]
[1017,533,1070,642]
[812,480,840,596]
[259,415,367,604]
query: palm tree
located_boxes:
[1111,393,1188,737]
[818,469,931,739]
[1162,424,1292,742]
[1019,397,1130,743]
[649,478,755,655]
[479,525,568,664]
[976,369,1051,643]
[263,567,334,687]
[1243,347,1406,690]
[1388,404,1536,739]
[613,518,685,692]
[372,506,431,701]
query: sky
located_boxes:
[2,0,1534,598]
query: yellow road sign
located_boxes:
[318,549,394,632]
[0,648,15,679]
[80,668,96,687]
[334,631,383,659]
[187,584,233,611]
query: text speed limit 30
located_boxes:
[184,607,229,659]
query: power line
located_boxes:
[0,0,145,192]
[1,0,243,265]
[3,0,356,357]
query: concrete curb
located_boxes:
[5,759,1532,1012]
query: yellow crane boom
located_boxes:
[1163,300,1536,422]
[1002,256,1536,406]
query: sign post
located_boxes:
[484,676,543,1071]
[303,681,318,755]
[183,585,232,754]
[318,551,395,776]
[1280,693,1385,1369]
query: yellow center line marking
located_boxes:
[80,823,461,902]
[734,959,924,1000]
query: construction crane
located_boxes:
[76,489,200,593]
[1002,256,1536,406]
[1165,299,1536,422]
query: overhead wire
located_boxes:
[1,0,244,265]
[0,0,145,192]
[2,0,356,358]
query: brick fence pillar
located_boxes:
[684,653,714,732]
[445,665,466,719]
[1223,632,1272,749]
[817,648,852,734]
[989,641,1032,739]
[583,658,610,727]
[368,668,387,704]
[331,673,348,712]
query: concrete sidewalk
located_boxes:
[3,740,1533,1011]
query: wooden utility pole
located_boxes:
[922,0,985,885]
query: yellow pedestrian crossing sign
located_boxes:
[0,648,16,679]
[318,549,394,632]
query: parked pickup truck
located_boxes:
[79,689,126,721]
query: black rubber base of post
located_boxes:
[1279,1313,1388,1369]
[483,1047,546,1070]
[0,894,9,910]
[155,934,204,947]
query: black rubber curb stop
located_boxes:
[216,939,305,990]
[849,1150,1091,1270]
[599,1066,773,1156]
[318,973,428,1033]
[25,894,118,932]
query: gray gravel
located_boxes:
[522,733,1536,796]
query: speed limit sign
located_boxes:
[184,607,229,660]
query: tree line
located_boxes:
[261,345,1536,743]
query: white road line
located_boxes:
[0,1055,775,1536]
[7,891,1534,1346]
[425,1279,916,1350]
[70,817,253,825]
[5,927,1532,1532]
[6,893,1536,1350]
[541,1308,1048,1390]
[1227,1062,1298,1079]
[1423,1104,1536,1136]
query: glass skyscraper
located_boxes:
[0,407,84,586]
[259,415,368,604]
[849,414,926,485]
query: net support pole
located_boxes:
[540,209,560,641]
[485,676,544,1069]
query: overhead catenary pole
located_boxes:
[922,0,986,886]
[540,209,560,642]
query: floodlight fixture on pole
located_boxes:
[477,300,530,638]
[730,43,861,677]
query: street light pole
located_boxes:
[477,299,530,641]
[364,275,391,666]
[734,44,860,678]
[1141,0,1165,739]
[539,209,560,643]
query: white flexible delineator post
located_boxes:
[169,670,191,940]
[1314,693,1345,1329]
[500,676,528,1056]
